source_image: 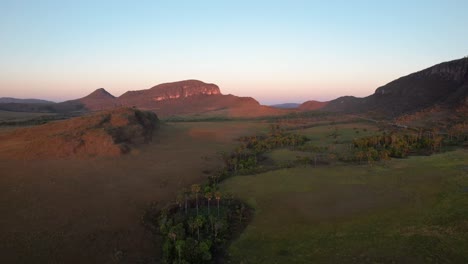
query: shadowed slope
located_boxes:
[323,57,468,116]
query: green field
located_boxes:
[221,150,468,263]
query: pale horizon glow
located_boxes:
[1,0,468,105]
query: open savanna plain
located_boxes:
[1,111,467,264]
[0,118,267,263]
[220,121,468,263]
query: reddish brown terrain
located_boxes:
[0,80,285,118]
[0,119,265,263]
[299,100,329,111]
[0,108,158,160]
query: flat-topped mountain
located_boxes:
[322,57,468,116]
[119,80,220,106]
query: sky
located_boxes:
[1,0,468,105]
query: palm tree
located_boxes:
[191,184,201,215]
[215,191,221,217]
[176,192,184,210]
[195,215,205,241]
[187,217,197,236]
[175,240,185,263]
[183,188,190,214]
[204,187,212,215]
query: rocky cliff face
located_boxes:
[150,80,221,101]
[119,80,221,105]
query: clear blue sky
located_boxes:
[1,0,467,104]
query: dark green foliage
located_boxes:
[156,196,251,264]
[217,124,309,178]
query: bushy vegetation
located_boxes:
[154,184,251,264]
[348,129,459,164]
[217,124,309,177]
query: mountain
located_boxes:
[48,80,283,118]
[119,80,220,107]
[57,88,119,111]
[323,57,468,116]
[299,100,329,111]
[0,97,55,104]
[116,80,282,117]
[270,103,301,109]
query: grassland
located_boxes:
[1,113,466,263]
[221,150,468,263]
[0,120,267,263]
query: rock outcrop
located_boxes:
[119,80,221,106]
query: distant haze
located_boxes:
[1,1,468,105]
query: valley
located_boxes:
[0,57,467,263]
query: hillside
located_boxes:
[57,88,119,111]
[62,80,285,118]
[0,108,158,159]
[299,100,329,111]
[323,57,468,116]
[0,80,282,118]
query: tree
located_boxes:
[183,188,190,215]
[204,187,213,215]
[175,240,185,263]
[197,240,212,262]
[215,191,221,217]
[187,217,197,237]
[356,151,366,164]
[191,184,201,215]
[195,215,205,241]
[236,204,245,223]
[176,192,184,210]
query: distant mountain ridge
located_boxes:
[4,57,467,118]
[270,103,301,109]
[0,97,55,104]
[0,80,284,118]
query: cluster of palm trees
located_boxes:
[158,182,249,263]
[352,130,447,163]
[219,127,309,176]
[176,184,222,217]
